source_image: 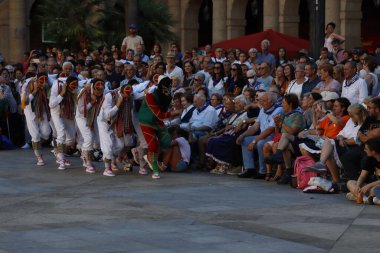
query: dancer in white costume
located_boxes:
[21,73,51,165]
[97,80,151,176]
[75,78,105,173]
[49,75,78,170]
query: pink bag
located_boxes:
[294,156,317,189]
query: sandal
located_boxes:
[265,172,272,181]
[270,174,282,182]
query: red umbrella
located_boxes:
[206,29,310,59]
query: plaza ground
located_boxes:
[0,149,379,253]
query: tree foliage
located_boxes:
[34,0,176,51]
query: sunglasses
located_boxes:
[231,68,237,71]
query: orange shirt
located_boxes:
[318,114,350,139]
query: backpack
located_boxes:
[293,156,317,189]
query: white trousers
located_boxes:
[76,116,94,151]
[51,112,76,145]
[97,118,135,160]
[25,111,51,142]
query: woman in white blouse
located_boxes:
[285,64,307,100]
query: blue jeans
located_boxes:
[241,135,273,175]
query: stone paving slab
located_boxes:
[0,149,380,252]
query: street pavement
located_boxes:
[0,149,379,253]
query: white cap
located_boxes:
[246,69,256,78]
[321,91,339,101]
[158,75,168,84]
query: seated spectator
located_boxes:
[182,60,196,91]
[286,64,307,99]
[301,61,321,97]
[271,65,286,88]
[276,48,288,67]
[282,63,295,96]
[198,97,235,169]
[236,91,283,179]
[179,93,195,126]
[183,93,218,141]
[165,92,183,127]
[333,64,345,86]
[302,92,323,128]
[346,137,380,204]
[298,97,351,162]
[361,55,379,96]
[308,104,368,187]
[313,63,341,94]
[341,61,368,104]
[160,126,191,172]
[316,47,335,66]
[225,63,245,96]
[243,69,262,91]
[192,73,208,97]
[207,62,225,96]
[206,96,249,174]
[256,62,273,90]
[331,39,345,64]
[340,97,380,181]
[264,94,306,184]
[210,93,224,115]
[170,76,185,96]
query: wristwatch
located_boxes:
[251,140,256,145]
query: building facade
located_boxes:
[0,0,371,64]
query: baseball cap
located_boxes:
[129,23,137,29]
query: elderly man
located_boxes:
[341,61,368,104]
[257,39,276,72]
[120,64,143,86]
[236,92,282,178]
[181,93,218,140]
[211,47,226,63]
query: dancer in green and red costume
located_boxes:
[138,75,177,179]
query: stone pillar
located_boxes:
[226,18,246,39]
[263,0,279,31]
[165,0,181,53]
[340,0,362,50]
[325,0,340,34]
[226,0,247,40]
[0,1,9,63]
[212,0,227,43]
[278,0,300,37]
[9,0,27,64]
[124,0,137,34]
[179,0,202,52]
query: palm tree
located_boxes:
[34,0,105,50]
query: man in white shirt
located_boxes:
[165,52,184,81]
[211,47,226,63]
[181,93,218,140]
[121,24,144,54]
[341,61,368,104]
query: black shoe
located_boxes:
[277,168,291,185]
[330,183,340,194]
[253,173,266,180]
[265,151,284,165]
[238,169,256,178]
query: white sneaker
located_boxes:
[139,167,148,175]
[36,156,45,166]
[21,143,31,149]
[57,160,66,170]
[103,169,115,177]
[56,159,71,166]
[152,172,161,179]
[131,148,140,164]
[85,166,96,174]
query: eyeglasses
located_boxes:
[194,78,200,81]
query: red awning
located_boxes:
[206,29,310,59]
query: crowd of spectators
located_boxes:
[2,22,380,203]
